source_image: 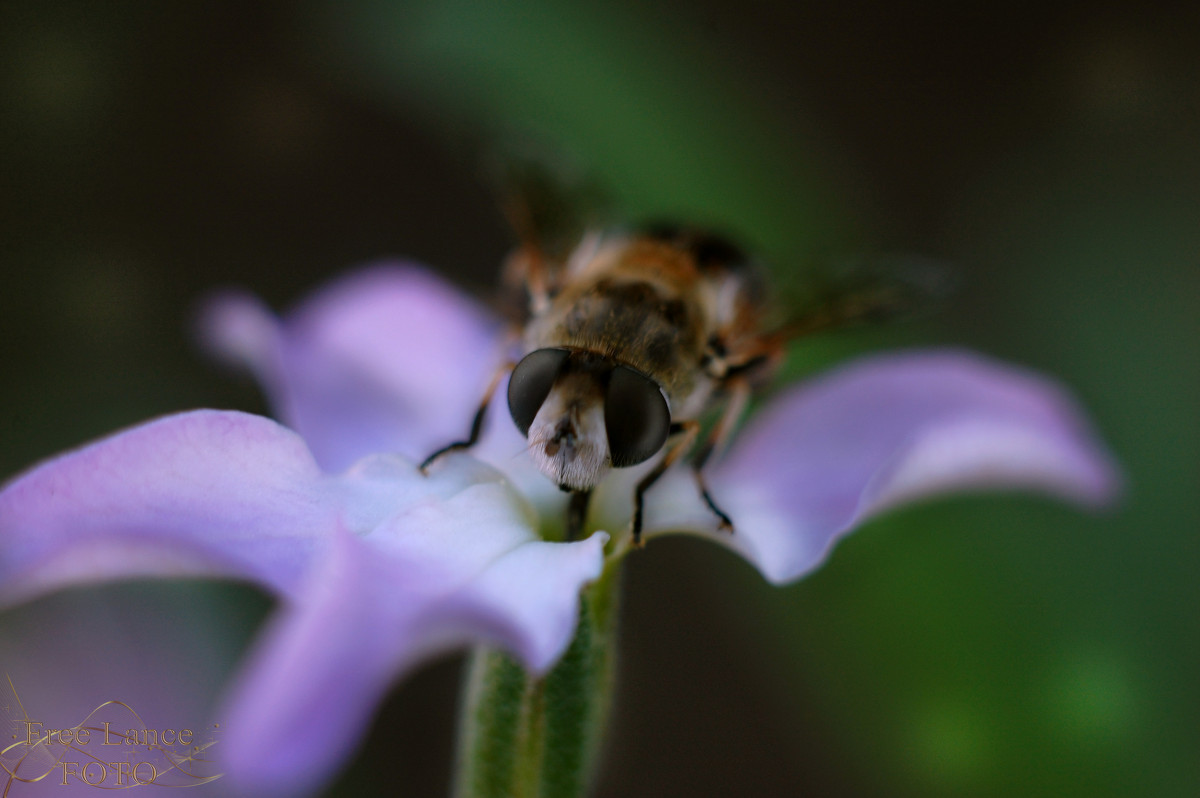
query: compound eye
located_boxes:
[508,348,570,436]
[604,365,670,467]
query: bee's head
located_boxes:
[507,348,671,490]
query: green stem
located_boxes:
[454,557,622,798]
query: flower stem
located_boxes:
[454,557,622,798]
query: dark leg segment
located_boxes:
[687,378,751,535]
[566,489,593,542]
[630,421,698,547]
[419,361,514,474]
[697,480,734,531]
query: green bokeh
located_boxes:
[2,1,1196,796]
[318,2,1198,796]
[309,0,853,263]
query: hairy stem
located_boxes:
[454,557,622,798]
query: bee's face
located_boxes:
[507,348,671,490]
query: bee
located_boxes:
[510,223,783,543]
[418,223,764,543]
[421,216,941,545]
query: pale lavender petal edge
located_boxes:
[422,532,610,673]
[221,526,607,797]
[196,263,508,472]
[219,530,389,798]
[679,349,1121,584]
[0,410,334,605]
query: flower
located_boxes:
[202,262,1121,583]
[0,261,1120,796]
[0,412,607,796]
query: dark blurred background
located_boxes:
[2,1,1197,796]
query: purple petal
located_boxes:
[425,535,610,672]
[219,529,394,797]
[0,411,519,607]
[645,350,1121,584]
[198,263,508,471]
[2,410,607,796]
[221,464,606,797]
[0,410,333,604]
[197,264,575,521]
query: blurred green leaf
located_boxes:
[307,0,854,266]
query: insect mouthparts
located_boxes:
[544,436,569,458]
[527,385,611,492]
[543,418,579,458]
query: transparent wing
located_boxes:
[489,153,609,262]
[773,253,958,339]
[480,133,614,321]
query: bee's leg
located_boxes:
[502,245,553,316]
[419,361,515,474]
[717,337,786,382]
[630,421,700,547]
[689,378,753,534]
[566,488,593,542]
